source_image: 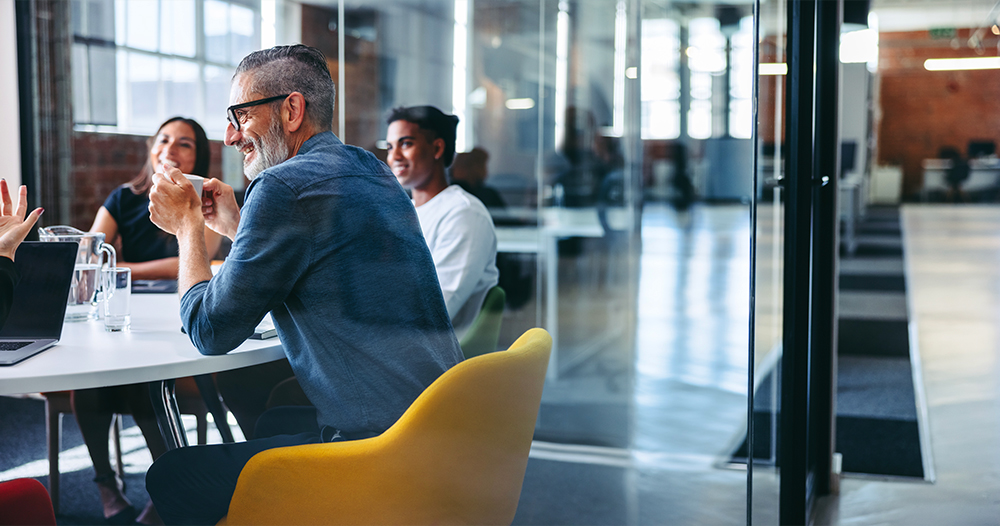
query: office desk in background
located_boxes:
[966,158,1000,195]
[494,206,630,380]
[0,294,285,449]
[921,158,1000,200]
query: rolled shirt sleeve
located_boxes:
[180,177,310,355]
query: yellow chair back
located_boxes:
[223,328,552,526]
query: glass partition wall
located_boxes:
[280,0,767,521]
[289,0,759,522]
[751,0,787,522]
[20,0,798,522]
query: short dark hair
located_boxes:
[387,106,460,166]
[130,116,210,195]
[234,45,335,131]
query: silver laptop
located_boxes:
[0,241,77,366]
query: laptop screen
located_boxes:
[0,242,77,339]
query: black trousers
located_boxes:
[146,406,329,525]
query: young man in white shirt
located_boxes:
[386,106,499,337]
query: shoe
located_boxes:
[94,473,136,525]
[106,505,138,525]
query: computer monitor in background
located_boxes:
[841,141,857,178]
[967,140,996,159]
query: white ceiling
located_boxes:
[873,0,999,32]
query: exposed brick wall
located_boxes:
[877,29,1000,198]
[68,132,224,230]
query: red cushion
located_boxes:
[0,479,56,526]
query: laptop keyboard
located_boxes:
[0,341,31,351]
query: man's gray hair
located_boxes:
[234,45,336,131]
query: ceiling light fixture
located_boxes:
[924,56,1000,71]
[505,98,535,110]
[759,63,788,75]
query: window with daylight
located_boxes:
[728,16,754,139]
[687,16,726,140]
[71,0,260,139]
[640,18,680,140]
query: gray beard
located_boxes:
[243,118,290,181]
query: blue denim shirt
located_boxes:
[180,131,463,436]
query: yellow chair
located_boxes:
[459,285,506,359]
[221,328,552,526]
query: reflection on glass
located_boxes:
[689,99,712,139]
[452,0,470,152]
[730,17,754,139]
[641,18,680,140]
[689,17,727,73]
[753,0,787,522]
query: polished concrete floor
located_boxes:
[816,205,1000,525]
[518,202,763,525]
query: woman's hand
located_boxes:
[0,180,44,261]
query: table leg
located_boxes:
[150,380,189,450]
[193,374,235,443]
[546,235,559,380]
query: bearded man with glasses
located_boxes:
[145,44,462,525]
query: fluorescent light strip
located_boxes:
[505,98,535,110]
[611,0,627,137]
[453,0,469,152]
[924,57,1000,71]
[759,63,788,75]
[554,4,569,149]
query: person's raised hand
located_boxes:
[201,178,241,240]
[148,166,203,236]
[0,180,44,261]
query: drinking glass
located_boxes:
[103,267,131,332]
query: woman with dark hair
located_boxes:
[90,117,219,277]
[73,117,221,525]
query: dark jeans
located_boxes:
[146,406,328,525]
[215,359,297,438]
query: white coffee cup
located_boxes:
[183,174,204,196]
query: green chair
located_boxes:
[459,286,506,359]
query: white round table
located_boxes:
[0,293,286,448]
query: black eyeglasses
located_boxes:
[226,94,290,131]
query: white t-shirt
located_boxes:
[415,185,499,337]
